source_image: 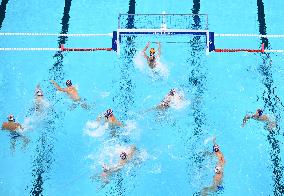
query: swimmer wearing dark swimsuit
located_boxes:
[142,42,161,69]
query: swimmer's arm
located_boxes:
[157,42,161,58]
[128,145,136,159]
[50,80,66,92]
[242,114,251,127]
[142,42,150,59]
[18,124,24,131]
[109,163,124,172]
[143,42,150,52]
[213,137,217,145]
[115,120,124,127]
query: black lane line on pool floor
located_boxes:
[185,0,209,193]
[257,0,284,194]
[107,1,137,196]
[28,0,72,195]
[0,0,9,29]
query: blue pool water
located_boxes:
[1,0,284,195]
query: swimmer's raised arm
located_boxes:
[143,42,150,52]
[50,80,66,92]
[213,137,217,145]
[142,42,150,60]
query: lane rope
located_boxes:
[215,34,284,38]
[0,32,113,37]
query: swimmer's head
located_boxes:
[36,90,43,97]
[150,48,155,55]
[120,152,127,160]
[214,166,222,174]
[213,144,220,152]
[169,89,176,96]
[257,109,263,116]
[66,80,72,87]
[7,114,15,122]
[104,109,113,119]
[102,164,110,172]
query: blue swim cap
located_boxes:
[66,80,72,87]
[213,144,220,152]
[104,109,113,118]
[257,109,263,116]
[120,152,127,160]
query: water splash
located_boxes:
[84,120,109,138]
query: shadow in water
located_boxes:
[257,0,284,194]
[107,1,136,196]
[0,0,9,29]
[28,0,72,195]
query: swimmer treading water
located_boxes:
[143,41,161,69]
[200,137,225,195]
[242,108,276,130]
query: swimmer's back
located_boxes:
[2,122,21,131]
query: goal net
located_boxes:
[114,14,212,54]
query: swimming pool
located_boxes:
[1,0,284,195]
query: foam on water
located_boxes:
[84,120,109,138]
[170,90,190,110]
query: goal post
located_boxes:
[113,13,214,54]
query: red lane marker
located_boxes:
[261,43,265,53]
[214,48,262,53]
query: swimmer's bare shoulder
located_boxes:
[2,122,22,131]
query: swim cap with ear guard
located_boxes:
[7,114,15,122]
[104,109,113,119]
[66,80,72,87]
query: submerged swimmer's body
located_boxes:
[242,109,275,129]
[50,79,90,109]
[100,145,136,183]
[143,41,161,69]
[156,89,183,110]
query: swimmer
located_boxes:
[34,84,45,113]
[50,79,90,109]
[212,137,225,167]
[2,114,29,152]
[242,109,275,129]
[156,89,182,110]
[101,145,136,183]
[142,41,161,69]
[201,137,225,195]
[97,109,123,127]
[2,114,23,131]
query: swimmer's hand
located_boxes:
[212,136,216,144]
[242,115,251,127]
